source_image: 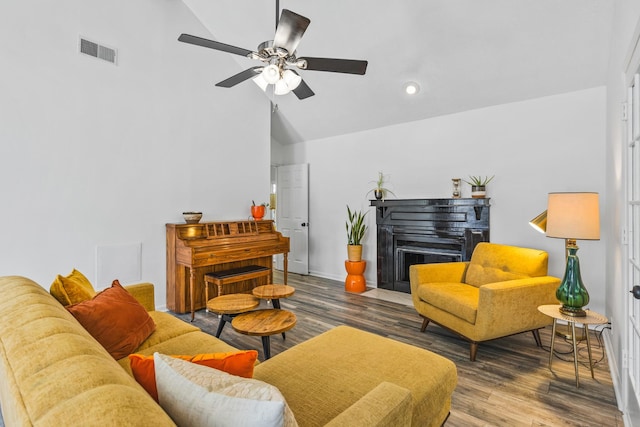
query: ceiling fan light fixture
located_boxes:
[252,73,269,91]
[262,64,281,84]
[274,79,292,95]
[282,69,302,90]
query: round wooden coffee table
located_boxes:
[252,284,295,309]
[232,309,297,359]
[206,293,260,338]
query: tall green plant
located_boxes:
[346,205,368,245]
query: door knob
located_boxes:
[631,285,640,300]
[301,223,308,227]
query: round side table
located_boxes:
[252,284,295,309]
[232,309,297,360]
[206,293,260,338]
[538,304,608,388]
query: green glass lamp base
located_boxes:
[556,246,590,318]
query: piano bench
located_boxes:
[204,265,271,301]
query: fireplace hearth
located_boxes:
[370,198,490,293]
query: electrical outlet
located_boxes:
[622,227,628,245]
[623,349,628,369]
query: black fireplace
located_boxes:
[370,198,490,293]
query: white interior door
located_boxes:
[275,164,309,275]
[625,72,640,426]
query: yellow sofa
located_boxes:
[410,242,561,361]
[0,275,457,427]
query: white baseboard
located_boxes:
[603,328,625,413]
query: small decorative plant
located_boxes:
[366,171,396,200]
[346,206,368,245]
[251,200,269,220]
[463,175,495,187]
[463,176,494,199]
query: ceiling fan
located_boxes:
[178,8,368,100]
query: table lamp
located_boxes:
[545,192,600,317]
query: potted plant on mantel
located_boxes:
[463,175,495,198]
[366,171,397,201]
[346,205,368,261]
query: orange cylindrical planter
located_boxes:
[345,260,366,293]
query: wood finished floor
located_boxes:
[173,272,623,427]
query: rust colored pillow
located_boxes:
[50,269,96,306]
[66,280,156,360]
[129,350,258,401]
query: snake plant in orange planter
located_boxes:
[346,205,368,261]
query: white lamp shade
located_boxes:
[252,73,268,91]
[546,192,600,240]
[261,64,280,84]
[274,79,291,95]
[282,69,302,90]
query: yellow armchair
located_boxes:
[410,242,561,361]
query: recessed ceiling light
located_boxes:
[403,82,420,95]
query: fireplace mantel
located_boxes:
[370,198,490,293]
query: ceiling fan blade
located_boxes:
[273,9,310,54]
[215,67,262,88]
[178,34,253,57]
[300,57,368,75]
[292,79,315,100]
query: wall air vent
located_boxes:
[79,37,117,65]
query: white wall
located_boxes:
[277,87,607,314]
[0,0,271,308]
[604,1,640,423]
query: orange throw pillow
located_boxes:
[66,280,156,360]
[129,350,258,401]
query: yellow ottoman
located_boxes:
[253,325,457,427]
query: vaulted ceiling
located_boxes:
[181,0,613,144]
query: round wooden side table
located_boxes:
[252,284,295,309]
[252,284,296,340]
[345,260,366,293]
[538,304,608,387]
[232,309,297,359]
[206,293,260,338]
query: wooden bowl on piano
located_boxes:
[183,212,202,224]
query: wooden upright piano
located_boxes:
[166,220,289,319]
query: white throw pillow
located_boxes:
[154,353,298,427]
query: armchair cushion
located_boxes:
[415,282,479,324]
[465,242,549,286]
